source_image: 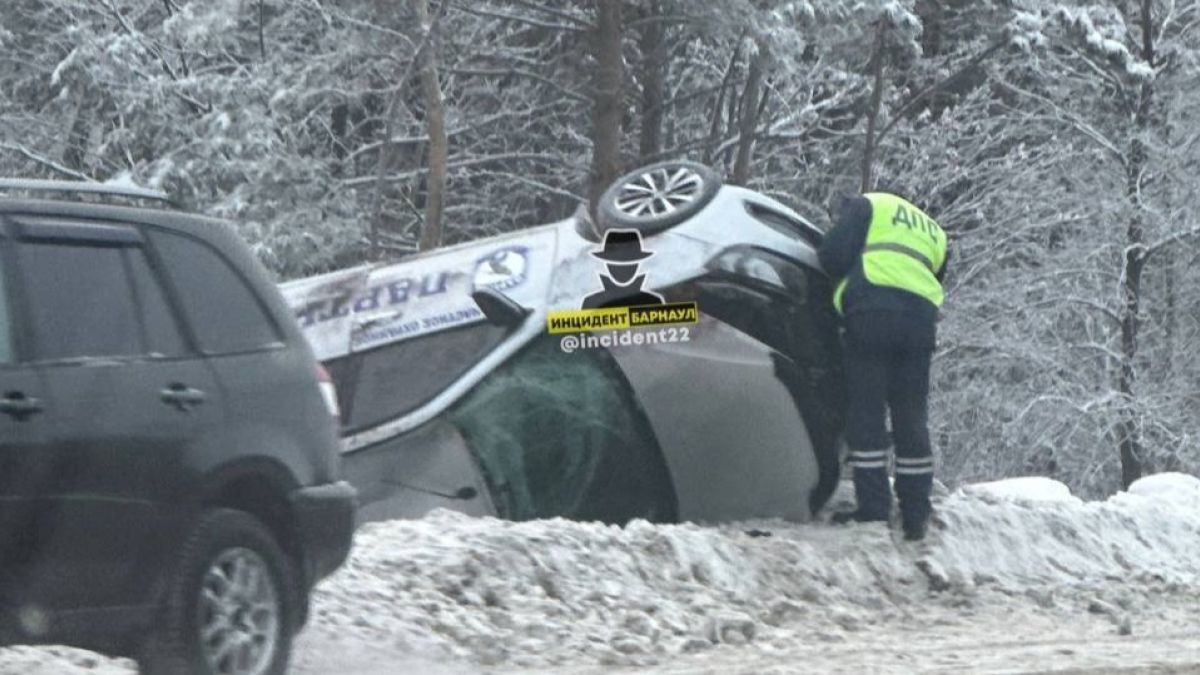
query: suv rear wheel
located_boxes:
[597,160,722,234]
[139,509,297,675]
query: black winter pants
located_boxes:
[842,310,936,528]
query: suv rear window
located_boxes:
[149,230,281,355]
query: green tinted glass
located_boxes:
[447,335,675,524]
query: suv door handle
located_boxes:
[161,384,207,411]
[0,393,43,421]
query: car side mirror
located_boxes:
[472,288,530,329]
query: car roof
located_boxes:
[0,178,175,205]
[0,197,227,238]
[0,197,309,349]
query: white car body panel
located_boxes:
[279,184,834,523]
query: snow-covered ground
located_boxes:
[3,474,1199,674]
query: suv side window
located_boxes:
[0,251,12,364]
[125,248,187,357]
[148,230,281,355]
[18,242,180,360]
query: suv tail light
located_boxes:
[316,363,341,421]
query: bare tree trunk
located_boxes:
[369,0,447,259]
[588,0,624,220]
[722,67,740,167]
[732,39,768,186]
[916,0,943,57]
[258,0,266,61]
[860,23,887,193]
[704,42,741,164]
[1164,247,1176,371]
[637,0,666,162]
[414,0,446,251]
[1116,0,1156,490]
[1118,148,1146,490]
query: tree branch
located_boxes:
[350,152,564,188]
[448,67,589,103]
[453,3,586,32]
[876,36,1009,145]
[0,143,92,181]
[502,0,592,28]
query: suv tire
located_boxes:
[597,160,722,235]
[139,509,297,675]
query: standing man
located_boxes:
[818,191,949,541]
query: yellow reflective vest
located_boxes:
[833,193,947,315]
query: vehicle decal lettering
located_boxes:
[280,231,554,360]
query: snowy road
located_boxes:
[293,600,1200,675]
[3,474,1199,674]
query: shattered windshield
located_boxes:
[448,334,675,523]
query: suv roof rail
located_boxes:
[0,178,176,206]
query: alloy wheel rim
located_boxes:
[198,547,280,675]
[613,166,703,218]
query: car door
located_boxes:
[608,248,843,522]
[0,227,58,614]
[142,228,315,485]
[8,218,222,610]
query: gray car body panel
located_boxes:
[608,315,817,522]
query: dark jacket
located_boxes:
[817,195,950,323]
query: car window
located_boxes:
[19,242,144,360]
[707,247,810,297]
[123,248,186,357]
[683,264,834,367]
[148,230,281,355]
[744,202,823,247]
[333,322,509,433]
[446,334,675,523]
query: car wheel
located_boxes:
[597,160,722,235]
[139,509,297,675]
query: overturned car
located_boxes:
[281,161,845,525]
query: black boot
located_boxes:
[902,516,928,541]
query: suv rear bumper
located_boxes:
[290,481,357,584]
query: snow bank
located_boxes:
[958,476,1081,504]
[935,475,1200,589]
[0,646,133,674]
[295,475,1200,669]
[1126,471,1200,503]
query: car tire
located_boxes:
[139,508,297,675]
[597,160,722,235]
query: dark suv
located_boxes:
[0,180,356,674]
